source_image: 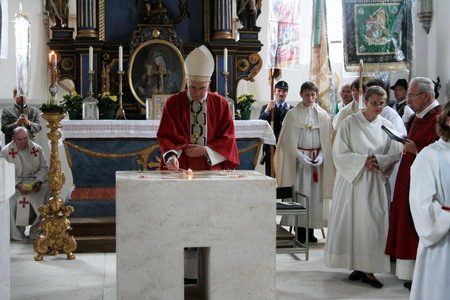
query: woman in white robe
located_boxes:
[409,101,450,300]
[324,86,402,288]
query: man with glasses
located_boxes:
[325,86,402,288]
[385,77,443,290]
[157,45,239,171]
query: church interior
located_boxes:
[1,0,449,299]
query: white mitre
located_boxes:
[184,45,214,82]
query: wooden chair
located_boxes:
[276,185,309,260]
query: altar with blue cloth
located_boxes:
[61,120,275,217]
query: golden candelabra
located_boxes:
[116,71,126,119]
[34,112,77,261]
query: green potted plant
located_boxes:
[236,93,256,120]
[60,92,83,119]
[97,92,118,119]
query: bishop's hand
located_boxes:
[185,144,207,158]
[166,155,179,170]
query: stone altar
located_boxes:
[116,170,276,299]
[0,159,15,300]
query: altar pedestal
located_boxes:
[0,159,15,300]
[116,170,276,299]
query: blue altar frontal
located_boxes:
[61,120,275,217]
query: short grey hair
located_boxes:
[409,77,435,98]
[364,86,387,101]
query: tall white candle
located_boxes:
[89,46,93,72]
[119,45,123,72]
[224,48,228,73]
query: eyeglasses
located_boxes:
[407,92,425,99]
[368,100,386,107]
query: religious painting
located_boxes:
[342,0,413,72]
[128,39,185,107]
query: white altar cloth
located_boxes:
[116,170,276,299]
[60,119,276,145]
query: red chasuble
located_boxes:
[157,90,239,170]
[385,106,442,259]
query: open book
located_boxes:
[381,125,407,144]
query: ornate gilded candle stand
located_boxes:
[116,71,126,119]
[34,112,77,261]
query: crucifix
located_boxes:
[153,65,168,94]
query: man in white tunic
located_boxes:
[324,86,402,288]
[409,101,450,300]
[274,81,334,242]
[0,127,49,240]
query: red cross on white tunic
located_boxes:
[19,197,29,208]
[9,149,18,158]
[30,147,39,157]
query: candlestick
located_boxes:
[48,51,58,105]
[89,46,93,72]
[223,48,228,73]
[358,59,365,110]
[119,45,123,72]
[116,71,126,119]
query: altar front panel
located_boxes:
[116,170,276,299]
[62,120,275,217]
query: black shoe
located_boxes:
[309,228,318,243]
[403,281,412,291]
[362,274,383,288]
[184,278,197,285]
[348,270,364,281]
[296,227,306,243]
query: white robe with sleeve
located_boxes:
[409,139,450,300]
[324,111,402,273]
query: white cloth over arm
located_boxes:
[409,139,450,300]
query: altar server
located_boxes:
[325,86,402,288]
[409,100,450,300]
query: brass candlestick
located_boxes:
[34,112,77,261]
[49,63,58,105]
[222,71,235,119]
[116,71,126,119]
[222,71,230,98]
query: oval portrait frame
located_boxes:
[128,39,186,107]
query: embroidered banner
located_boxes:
[342,0,413,72]
[266,0,302,69]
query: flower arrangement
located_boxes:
[236,93,256,112]
[60,92,83,112]
[97,92,117,111]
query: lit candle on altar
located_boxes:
[119,45,123,72]
[89,46,93,72]
[223,48,228,73]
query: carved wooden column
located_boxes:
[213,0,233,40]
[76,0,99,39]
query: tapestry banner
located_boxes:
[266,0,302,69]
[342,0,413,72]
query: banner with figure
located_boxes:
[0,0,8,59]
[14,5,31,96]
[267,0,302,69]
[342,0,413,72]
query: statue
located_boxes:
[237,0,262,31]
[45,0,70,28]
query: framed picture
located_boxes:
[342,0,412,72]
[128,39,186,107]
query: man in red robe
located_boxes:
[385,77,442,289]
[157,45,239,171]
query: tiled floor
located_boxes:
[9,230,410,300]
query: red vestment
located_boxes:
[157,91,239,170]
[385,106,442,259]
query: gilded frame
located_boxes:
[128,39,186,107]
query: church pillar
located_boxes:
[213,0,233,40]
[76,0,99,39]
